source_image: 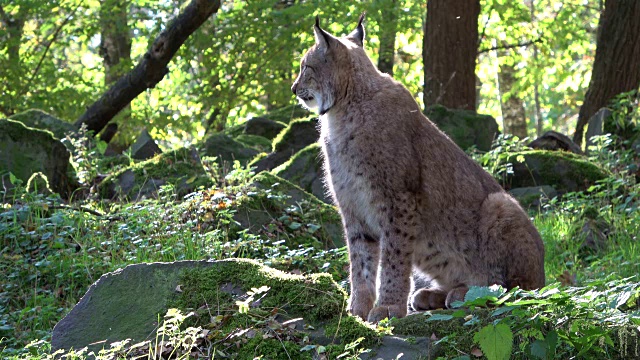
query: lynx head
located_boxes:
[291,14,367,115]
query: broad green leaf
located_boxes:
[426,313,454,321]
[474,323,513,360]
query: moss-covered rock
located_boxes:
[51,259,380,358]
[8,109,76,139]
[234,134,273,153]
[98,147,213,201]
[272,143,329,203]
[200,133,259,165]
[253,117,319,172]
[0,119,76,197]
[263,104,311,124]
[425,104,499,151]
[499,150,609,193]
[236,172,343,249]
[243,116,287,140]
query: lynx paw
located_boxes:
[410,288,447,310]
[366,305,407,323]
[445,286,469,308]
[348,295,374,321]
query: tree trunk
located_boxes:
[76,0,221,135]
[423,0,480,110]
[498,47,528,138]
[377,0,398,76]
[0,6,26,115]
[574,0,640,146]
[100,0,132,86]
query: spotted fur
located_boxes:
[291,15,545,323]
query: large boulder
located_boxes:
[128,129,162,160]
[243,117,286,140]
[200,133,259,165]
[425,105,499,151]
[251,117,319,172]
[0,119,75,197]
[499,150,608,194]
[528,131,583,154]
[51,259,380,357]
[8,109,76,139]
[98,147,212,200]
[262,104,311,124]
[272,143,330,203]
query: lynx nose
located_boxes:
[291,82,298,95]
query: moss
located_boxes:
[98,147,213,200]
[247,152,269,168]
[0,118,75,196]
[234,134,273,153]
[272,117,318,153]
[324,314,381,348]
[200,133,259,165]
[501,150,609,193]
[236,336,313,359]
[175,259,346,322]
[425,104,499,151]
[234,172,344,249]
[9,109,76,139]
[263,104,311,124]
[273,144,321,182]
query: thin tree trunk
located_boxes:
[377,0,398,76]
[100,0,132,86]
[0,6,26,115]
[423,0,480,110]
[76,0,221,135]
[497,47,528,138]
[574,0,640,146]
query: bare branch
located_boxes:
[478,38,543,54]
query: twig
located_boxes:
[49,204,106,217]
[478,38,543,54]
[26,2,82,88]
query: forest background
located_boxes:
[2,0,630,148]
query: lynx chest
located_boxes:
[320,115,383,235]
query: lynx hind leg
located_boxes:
[481,193,546,290]
[347,232,380,320]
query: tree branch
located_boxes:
[478,38,543,54]
[25,2,81,89]
[75,0,221,134]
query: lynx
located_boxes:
[291,15,545,323]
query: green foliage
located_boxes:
[474,323,513,360]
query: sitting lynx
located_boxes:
[291,15,545,323]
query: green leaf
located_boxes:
[9,172,18,185]
[464,285,506,306]
[426,313,454,321]
[530,331,558,359]
[474,323,513,360]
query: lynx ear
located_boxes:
[314,16,335,50]
[346,13,365,47]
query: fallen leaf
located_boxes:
[470,347,483,357]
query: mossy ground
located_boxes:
[98,147,213,200]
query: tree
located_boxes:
[574,0,640,146]
[498,46,528,138]
[376,0,398,75]
[423,0,480,110]
[75,0,221,134]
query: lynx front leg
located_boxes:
[346,230,380,320]
[367,194,417,323]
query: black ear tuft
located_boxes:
[347,12,366,47]
[314,15,333,49]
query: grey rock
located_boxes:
[425,104,499,151]
[272,143,330,203]
[509,186,558,209]
[0,119,76,197]
[200,133,259,165]
[51,261,219,354]
[363,336,432,360]
[585,108,612,152]
[129,129,162,160]
[243,117,286,140]
[528,131,583,154]
[252,118,319,172]
[8,109,76,139]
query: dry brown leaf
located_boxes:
[470,347,483,357]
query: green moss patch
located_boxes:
[98,147,213,200]
[272,144,327,203]
[425,104,499,151]
[234,134,273,153]
[500,150,609,193]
